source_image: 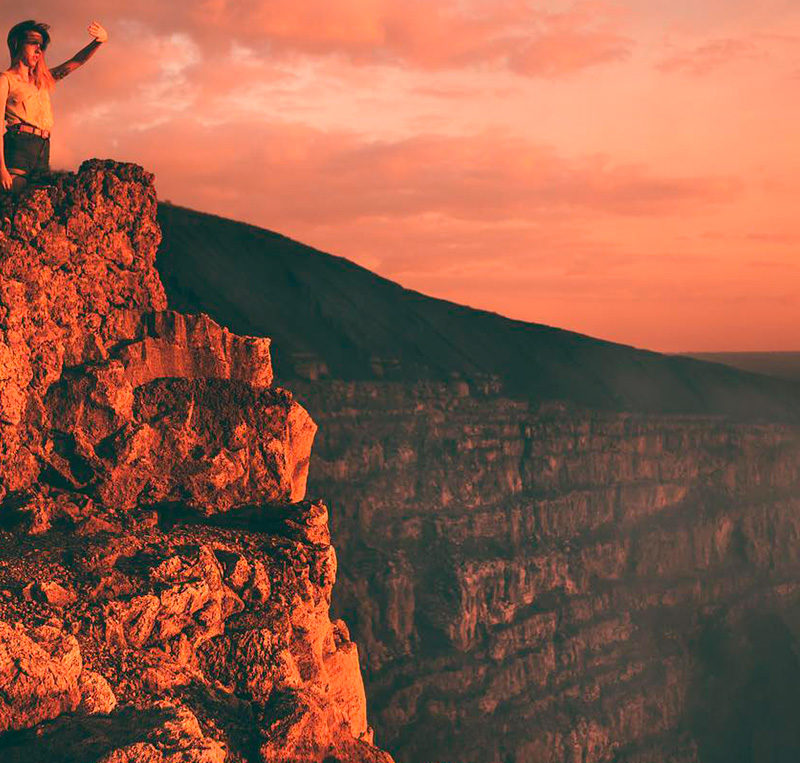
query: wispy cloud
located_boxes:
[57,124,737,224]
[39,0,632,76]
[657,37,759,75]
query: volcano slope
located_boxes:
[156,204,800,419]
[157,203,800,763]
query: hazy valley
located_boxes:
[155,202,800,762]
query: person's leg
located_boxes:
[8,168,27,192]
[2,132,34,192]
[28,137,51,186]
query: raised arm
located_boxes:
[51,22,108,81]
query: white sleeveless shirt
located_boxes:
[2,70,54,131]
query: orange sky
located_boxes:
[9,1,800,352]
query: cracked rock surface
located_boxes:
[0,162,392,763]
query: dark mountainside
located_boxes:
[684,353,800,384]
[156,203,800,421]
[154,201,800,763]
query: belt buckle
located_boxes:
[19,125,48,139]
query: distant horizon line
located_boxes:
[678,350,800,356]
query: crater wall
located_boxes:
[292,380,800,763]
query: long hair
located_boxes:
[7,20,55,91]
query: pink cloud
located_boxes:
[507,2,631,75]
[26,0,632,76]
[657,37,759,75]
[269,0,633,75]
[137,126,735,223]
[51,113,741,284]
[55,117,739,225]
[508,28,630,76]
[182,0,634,75]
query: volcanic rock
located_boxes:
[0,620,82,731]
[0,162,392,763]
[0,162,165,494]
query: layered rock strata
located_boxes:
[291,380,800,763]
[0,163,392,763]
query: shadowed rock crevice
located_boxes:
[0,706,180,763]
[688,611,800,763]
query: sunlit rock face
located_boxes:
[0,162,393,763]
[292,380,800,763]
[0,162,166,494]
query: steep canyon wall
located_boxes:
[290,381,800,763]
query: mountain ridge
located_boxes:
[156,202,800,421]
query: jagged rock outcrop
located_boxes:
[291,380,800,763]
[0,500,390,763]
[0,162,392,763]
[119,311,274,390]
[0,162,166,493]
[0,620,83,731]
[44,371,314,518]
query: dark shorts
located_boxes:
[3,130,50,177]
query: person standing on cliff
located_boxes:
[0,20,108,192]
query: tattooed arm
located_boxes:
[51,21,108,81]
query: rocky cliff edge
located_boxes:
[0,161,393,763]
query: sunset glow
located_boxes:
[10,0,800,351]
